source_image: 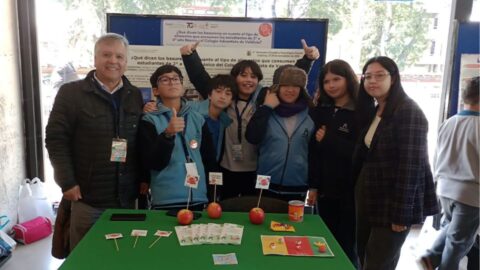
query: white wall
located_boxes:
[0,0,27,231]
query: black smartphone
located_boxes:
[110,213,146,221]
[165,209,202,220]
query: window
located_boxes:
[433,17,439,29]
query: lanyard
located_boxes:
[234,98,252,143]
[110,96,120,137]
[166,113,192,162]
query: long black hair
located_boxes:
[356,56,408,129]
[317,59,359,106]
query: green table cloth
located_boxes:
[60,209,355,270]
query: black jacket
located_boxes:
[308,102,358,199]
[45,70,144,208]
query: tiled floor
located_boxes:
[1,235,63,270]
[1,217,468,270]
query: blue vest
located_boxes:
[257,108,314,188]
[142,100,208,206]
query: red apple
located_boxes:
[318,243,327,253]
[207,202,222,219]
[249,207,265,225]
[177,209,193,225]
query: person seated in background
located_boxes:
[418,76,479,270]
[180,39,319,199]
[245,66,315,202]
[138,64,217,211]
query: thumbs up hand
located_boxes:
[301,39,320,60]
[264,87,280,109]
[165,108,185,136]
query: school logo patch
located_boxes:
[338,123,349,133]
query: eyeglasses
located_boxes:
[157,76,182,85]
[362,73,390,82]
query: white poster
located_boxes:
[126,45,303,90]
[162,20,273,48]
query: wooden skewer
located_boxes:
[214,184,217,203]
[186,187,192,210]
[148,236,161,249]
[114,239,119,252]
[133,236,139,248]
[257,189,263,208]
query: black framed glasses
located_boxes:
[157,76,182,85]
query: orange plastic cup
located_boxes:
[288,200,304,222]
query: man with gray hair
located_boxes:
[46,33,144,252]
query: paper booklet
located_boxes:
[261,235,334,257]
[175,223,244,246]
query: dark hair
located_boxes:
[208,74,238,99]
[317,59,359,106]
[150,64,183,88]
[356,56,408,129]
[230,60,263,82]
[463,76,479,105]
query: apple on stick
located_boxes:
[177,208,193,225]
[249,175,271,225]
[178,163,200,225]
[207,172,223,219]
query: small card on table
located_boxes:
[212,253,238,265]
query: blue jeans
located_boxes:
[427,196,479,270]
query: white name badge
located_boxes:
[110,138,127,162]
[231,144,243,161]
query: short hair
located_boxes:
[150,65,184,88]
[208,74,238,98]
[230,60,263,82]
[94,33,129,56]
[463,76,479,105]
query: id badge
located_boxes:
[184,162,200,189]
[110,138,127,162]
[231,144,243,161]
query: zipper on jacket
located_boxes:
[274,116,308,187]
[278,137,292,187]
